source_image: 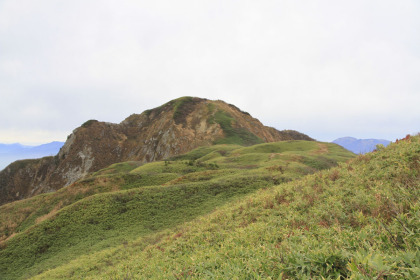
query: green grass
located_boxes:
[0,140,355,279]
[169,144,241,161]
[29,135,419,280]
[1,176,280,279]
[92,161,142,176]
[172,96,200,125]
[235,140,317,153]
[210,110,264,146]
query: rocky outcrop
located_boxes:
[0,97,312,205]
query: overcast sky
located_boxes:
[0,0,419,145]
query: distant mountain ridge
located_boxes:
[0,142,64,170]
[332,137,391,154]
[0,97,312,205]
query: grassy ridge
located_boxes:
[31,135,420,279]
[0,141,354,279]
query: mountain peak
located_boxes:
[333,137,391,154]
[0,97,312,205]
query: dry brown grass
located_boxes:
[1,232,17,244]
[329,169,340,181]
[35,201,64,224]
[311,143,329,155]
[0,205,34,240]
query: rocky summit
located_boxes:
[0,97,312,205]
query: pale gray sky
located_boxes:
[0,0,419,144]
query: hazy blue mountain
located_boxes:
[332,137,391,154]
[0,141,64,170]
[0,143,30,153]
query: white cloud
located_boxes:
[0,0,419,144]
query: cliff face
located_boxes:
[0,97,312,205]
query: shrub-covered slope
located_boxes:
[28,135,420,279]
[0,140,352,279]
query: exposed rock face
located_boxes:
[0,97,312,205]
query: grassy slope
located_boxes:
[0,141,354,279]
[30,136,420,279]
[210,109,264,145]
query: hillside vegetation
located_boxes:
[27,135,419,279]
[0,97,313,206]
[0,140,353,279]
